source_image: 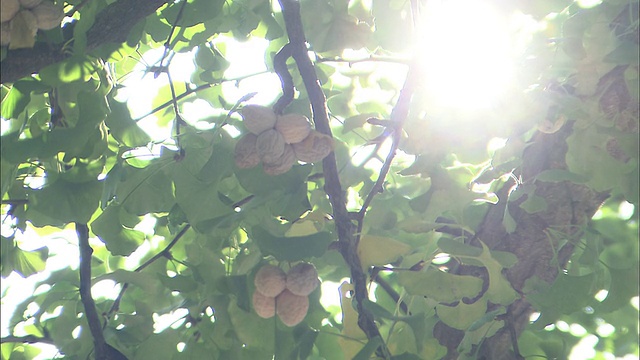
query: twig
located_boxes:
[106,224,191,319]
[273,43,294,114]
[1,199,29,205]
[370,270,409,315]
[276,0,390,357]
[132,70,270,122]
[507,305,525,360]
[0,335,55,345]
[316,54,410,66]
[356,65,417,229]
[76,223,108,360]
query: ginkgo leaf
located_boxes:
[436,298,487,330]
[358,235,412,270]
[338,281,367,358]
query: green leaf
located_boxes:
[172,167,233,231]
[91,204,145,257]
[72,0,103,54]
[0,156,18,198]
[437,239,518,268]
[227,300,275,352]
[39,56,96,86]
[535,169,590,183]
[235,163,312,196]
[467,307,506,332]
[249,226,332,261]
[134,330,180,360]
[436,298,487,330]
[115,159,176,215]
[105,97,151,147]
[158,274,198,293]
[342,113,376,134]
[1,78,48,120]
[475,243,518,305]
[358,235,412,270]
[3,243,49,278]
[95,269,161,295]
[519,194,548,214]
[28,177,102,226]
[603,41,640,65]
[398,269,483,303]
[352,336,383,360]
[458,320,504,356]
[527,273,596,326]
[595,266,640,313]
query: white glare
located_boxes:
[153,308,189,333]
[576,0,603,9]
[91,280,121,300]
[595,289,608,302]
[418,0,514,109]
[569,334,598,360]
[618,201,635,220]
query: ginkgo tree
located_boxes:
[1,0,638,359]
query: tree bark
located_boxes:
[434,123,609,359]
[1,0,169,84]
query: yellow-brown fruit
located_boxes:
[252,290,276,319]
[31,1,64,30]
[240,105,277,135]
[292,130,334,163]
[0,22,11,46]
[286,262,319,296]
[1,0,19,23]
[275,113,312,144]
[254,264,286,297]
[18,0,42,9]
[276,289,309,327]
[256,129,285,164]
[234,133,260,169]
[9,10,38,50]
[263,144,295,176]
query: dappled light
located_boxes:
[1,0,638,359]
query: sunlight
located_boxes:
[417,0,515,110]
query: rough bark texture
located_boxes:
[1,0,169,84]
[433,124,609,359]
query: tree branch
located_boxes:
[0,0,170,84]
[277,0,391,357]
[106,224,191,319]
[0,335,55,345]
[76,222,108,360]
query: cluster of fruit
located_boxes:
[1,0,64,48]
[252,262,319,326]
[234,105,334,176]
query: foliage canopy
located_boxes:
[1,0,638,359]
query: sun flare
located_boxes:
[417,0,516,110]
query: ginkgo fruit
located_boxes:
[254,264,286,297]
[240,105,277,135]
[286,262,319,296]
[252,290,276,319]
[276,289,309,327]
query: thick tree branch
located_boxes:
[277,0,390,357]
[0,0,169,84]
[0,335,55,345]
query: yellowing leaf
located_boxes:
[436,298,487,330]
[338,282,366,358]
[357,235,412,270]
